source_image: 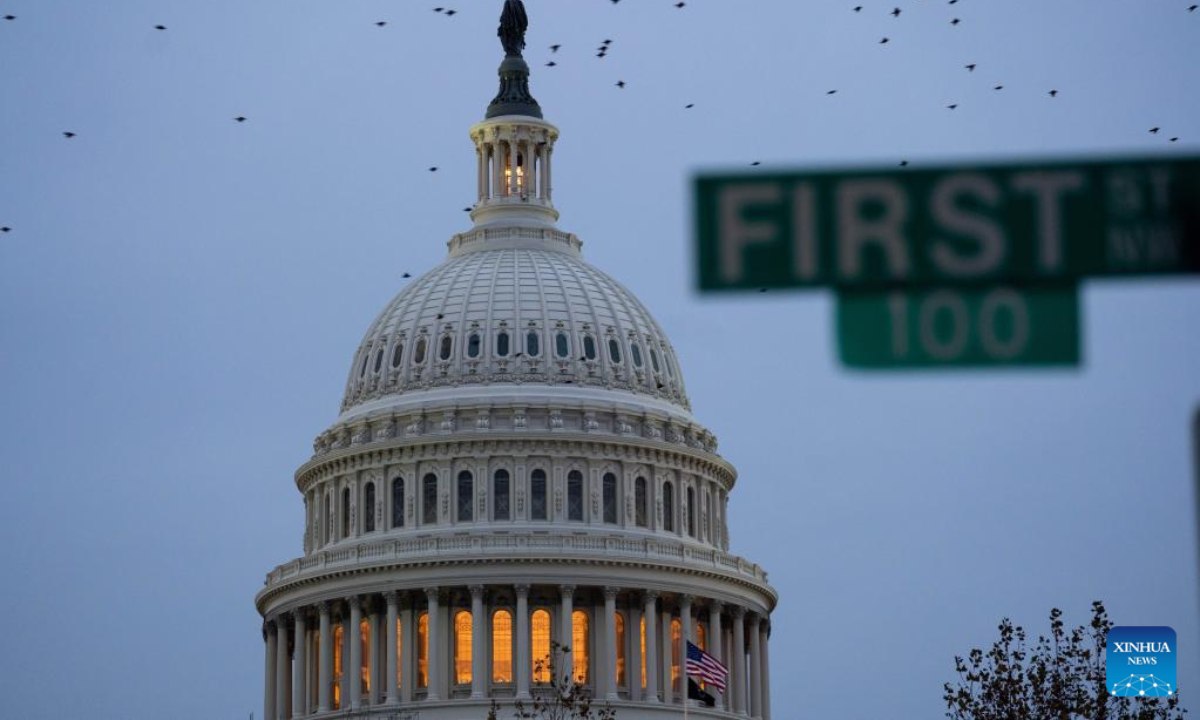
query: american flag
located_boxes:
[685,640,728,692]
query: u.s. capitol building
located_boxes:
[255,4,776,718]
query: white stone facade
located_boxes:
[256,19,776,720]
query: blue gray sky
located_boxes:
[1,1,1197,717]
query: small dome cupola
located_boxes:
[469,0,560,230]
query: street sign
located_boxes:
[696,156,1200,291]
[836,284,1080,368]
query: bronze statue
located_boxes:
[499,0,528,57]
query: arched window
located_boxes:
[567,470,584,522]
[374,348,384,373]
[360,618,372,696]
[414,337,427,365]
[670,618,682,694]
[526,330,540,357]
[391,342,404,368]
[640,616,647,690]
[392,477,405,528]
[635,476,648,528]
[439,336,453,361]
[496,331,510,357]
[341,487,351,537]
[687,486,696,537]
[531,609,551,684]
[457,471,474,522]
[364,482,376,533]
[467,333,481,358]
[650,347,661,373]
[360,352,370,378]
[608,337,622,364]
[602,473,618,524]
[493,610,513,683]
[572,610,590,685]
[583,335,597,360]
[417,612,429,688]
[555,332,570,358]
[334,624,345,709]
[615,613,627,687]
[530,470,548,521]
[630,342,643,368]
[422,473,438,525]
[493,469,511,521]
[663,482,675,533]
[454,610,473,685]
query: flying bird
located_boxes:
[445,9,457,15]
[758,288,769,293]
[616,80,626,88]
[546,61,557,67]
[853,6,862,12]
[965,63,976,72]
[234,116,247,122]
[376,21,387,26]
[549,44,561,52]
[1049,89,1058,97]
[993,85,1004,90]
[1149,127,1160,134]
[951,18,960,25]
[685,103,694,108]
[1189,4,1197,10]
[3,15,15,20]
[891,8,901,17]
[750,161,761,166]
[1,227,10,233]
[154,25,167,30]
[827,90,838,95]
[880,37,890,44]
[899,160,909,167]
[675,2,686,7]
[402,272,412,278]
[62,131,76,138]
[429,166,438,171]
[947,103,958,110]
[1170,137,1179,142]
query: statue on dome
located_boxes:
[499,0,528,57]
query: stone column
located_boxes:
[538,144,548,200]
[492,140,504,200]
[370,607,382,705]
[292,612,308,718]
[559,585,575,684]
[731,606,747,715]
[317,602,332,712]
[385,592,400,705]
[660,608,673,704]
[347,597,363,709]
[748,614,762,719]
[425,588,442,700]
[628,602,642,702]
[708,602,724,710]
[545,146,553,201]
[642,592,659,703]
[603,587,619,700]
[276,615,290,719]
[340,613,351,707]
[761,620,771,720]
[515,584,531,699]
[470,585,487,699]
[679,596,693,707]
[401,595,415,703]
[265,621,277,720]
[476,145,485,201]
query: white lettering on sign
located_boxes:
[791,184,819,281]
[886,288,1033,362]
[978,289,1030,359]
[718,183,782,283]
[1011,171,1087,274]
[837,179,911,281]
[930,174,1006,278]
[919,290,970,360]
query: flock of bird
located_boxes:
[0,2,1196,235]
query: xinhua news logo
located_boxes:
[1107,626,1177,698]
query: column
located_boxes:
[628,602,642,703]
[340,613,350,707]
[603,587,619,700]
[470,585,487,699]
[276,615,290,720]
[660,608,673,704]
[538,144,548,200]
[642,592,659,703]
[292,612,308,718]
[679,596,693,707]
[507,137,517,197]
[370,607,382,705]
[708,602,724,710]
[476,145,485,201]
[492,140,504,200]
[559,585,575,684]
[749,614,763,719]
[317,602,332,713]
[401,594,415,703]
[348,597,363,709]
[544,146,553,201]
[265,621,277,720]
[425,588,442,700]
[385,592,400,705]
[761,620,771,720]
[731,606,747,716]
[515,585,531,699]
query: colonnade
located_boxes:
[263,584,771,719]
[474,132,552,203]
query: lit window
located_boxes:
[414,338,427,364]
[440,336,453,361]
[583,335,597,360]
[615,613,626,687]
[395,617,403,691]
[530,470,547,521]
[423,474,438,525]
[467,333,481,358]
[602,473,618,524]
[663,482,675,533]
[631,342,643,368]
[567,471,584,522]
[493,610,513,683]
[457,471,474,522]
[608,338,622,364]
[494,470,511,521]
[334,624,345,709]
[360,619,372,696]
[556,332,570,358]
[671,618,682,693]
[417,613,429,688]
[635,477,647,528]
[455,610,473,685]
[526,330,540,357]
[640,616,647,690]
[392,477,405,528]
[572,610,590,685]
[497,331,510,357]
[531,609,551,684]
[364,482,376,533]
[392,342,404,368]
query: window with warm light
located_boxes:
[670,618,682,693]
[395,618,403,691]
[360,619,372,696]
[640,617,647,690]
[531,609,551,684]
[572,610,590,685]
[493,610,513,683]
[455,610,473,685]
[418,613,429,689]
[615,613,626,687]
[334,625,345,709]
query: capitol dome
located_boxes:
[257,4,775,719]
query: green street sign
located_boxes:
[696,156,1200,291]
[836,284,1080,368]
